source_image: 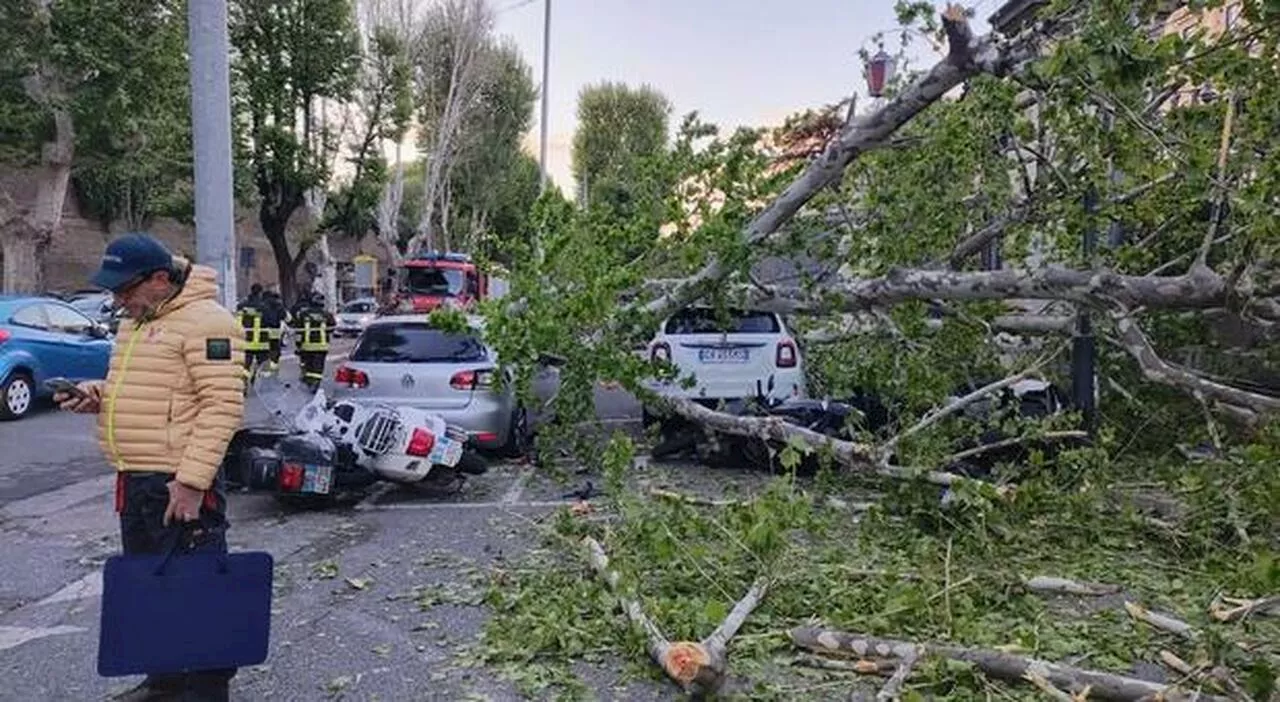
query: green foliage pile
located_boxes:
[475,431,1278,699]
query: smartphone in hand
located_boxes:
[44,377,88,399]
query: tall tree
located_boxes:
[408,0,494,254]
[0,0,187,293]
[570,82,672,210]
[312,17,415,305]
[446,38,537,252]
[71,3,193,231]
[230,0,361,304]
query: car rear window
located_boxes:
[351,323,486,363]
[663,308,780,335]
[342,301,374,313]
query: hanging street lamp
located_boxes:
[864,46,896,98]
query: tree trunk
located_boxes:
[440,180,452,251]
[1,235,44,295]
[262,215,298,306]
[1,104,74,295]
[316,233,338,312]
[378,142,406,265]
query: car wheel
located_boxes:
[500,406,531,459]
[0,372,34,421]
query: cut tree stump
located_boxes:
[790,626,1229,702]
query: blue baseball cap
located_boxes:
[91,233,175,292]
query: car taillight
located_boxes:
[406,427,436,457]
[650,342,671,363]
[776,340,797,368]
[279,462,304,492]
[335,365,369,388]
[450,370,493,390]
[0,329,9,345]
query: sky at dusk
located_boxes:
[491,0,1004,193]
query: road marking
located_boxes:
[363,499,575,511]
[0,625,87,652]
[33,571,103,608]
[500,470,532,504]
[0,475,114,520]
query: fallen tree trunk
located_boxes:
[654,395,997,491]
[790,626,1228,702]
[775,265,1234,316]
[585,537,769,698]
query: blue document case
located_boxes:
[97,549,274,677]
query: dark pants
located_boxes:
[243,349,270,370]
[267,337,282,364]
[299,351,326,387]
[118,472,235,701]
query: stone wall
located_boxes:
[1,170,392,298]
[42,189,284,295]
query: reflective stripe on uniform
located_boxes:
[237,309,270,351]
[300,315,329,353]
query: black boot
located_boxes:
[110,675,183,701]
[179,670,234,702]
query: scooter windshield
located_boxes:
[244,373,324,431]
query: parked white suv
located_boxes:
[644,306,807,409]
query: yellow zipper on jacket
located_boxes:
[106,323,146,471]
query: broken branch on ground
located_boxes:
[790,626,1228,702]
[583,536,769,697]
[878,347,1062,463]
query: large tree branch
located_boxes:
[878,348,1061,462]
[585,537,769,697]
[655,396,990,490]
[791,627,1227,702]
[789,266,1235,315]
[639,4,1055,321]
[1112,311,1280,416]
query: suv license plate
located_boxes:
[698,348,749,364]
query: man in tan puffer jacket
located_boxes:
[57,233,245,702]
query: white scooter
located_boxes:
[223,389,488,504]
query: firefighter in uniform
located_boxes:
[235,285,271,373]
[260,290,288,371]
[293,292,335,389]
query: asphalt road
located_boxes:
[0,342,648,701]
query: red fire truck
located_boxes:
[388,251,508,313]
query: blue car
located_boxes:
[0,296,114,420]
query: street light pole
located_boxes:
[188,0,237,309]
[1072,110,1110,437]
[538,0,551,195]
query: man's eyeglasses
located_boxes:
[110,270,157,298]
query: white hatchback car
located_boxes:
[645,307,807,408]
